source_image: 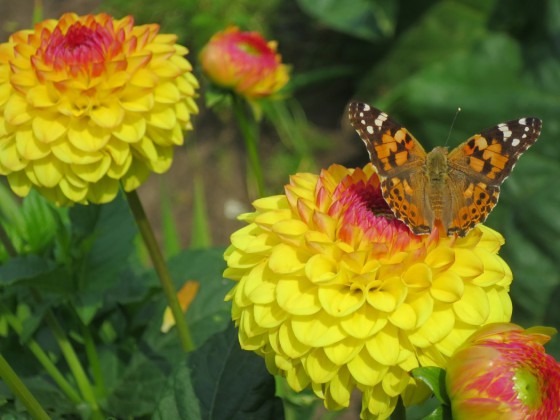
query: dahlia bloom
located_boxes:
[223,163,513,419]
[446,323,560,420]
[199,26,289,99]
[0,13,198,205]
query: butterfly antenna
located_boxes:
[445,107,462,146]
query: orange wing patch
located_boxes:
[448,183,500,236]
[382,176,431,235]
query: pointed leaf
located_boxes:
[152,324,283,420]
[412,367,449,404]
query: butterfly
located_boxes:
[348,102,542,237]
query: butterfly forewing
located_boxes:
[348,102,427,176]
[448,117,542,185]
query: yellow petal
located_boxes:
[453,283,490,325]
[90,101,125,128]
[365,325,401,366]
[4,94,31,125]
[431,271,464,303]
[305,348,338,383]
[291,315,345,347]
[32,158,64,187]
[32,114,67,143]
[15,129,50,160]
[268,243,307,274]
[276,277,321,316]
[68,120,110,152]
[340,305,387,339]
[347,348,387,386]
[71,155,111,183]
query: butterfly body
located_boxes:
[349,102,542,237]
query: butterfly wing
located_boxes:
[348,101,433,234]
[348,102,428,176]
[445,117,542,236]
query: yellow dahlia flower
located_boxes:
[0,13,198,205]
[199,26,289,99]
[223,164,513,419]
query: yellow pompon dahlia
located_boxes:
[224,164,513,419]
[0,13,198,205]
[199,26,289,99]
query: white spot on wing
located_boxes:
[359,112,364,117]
[366,125,374,134]
[361,119,366,125]
[519,118,527,125]
[363,104,371,111]
[511,138,520,147]
[498,124,512,138]
[374,112,388,127]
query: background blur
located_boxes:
[2,0,560,355]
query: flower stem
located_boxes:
[0,305,82,404]
[125,189,194,352]
[79,319,106,397]
[232,96,265,197]
[0,353,50,420]
[45,311,103,420]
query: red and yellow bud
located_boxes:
[446,323,560,419]
[199,26,289,99]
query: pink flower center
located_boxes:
[39,19,123,77]
[227,32,277,71]
[329,171,419,248]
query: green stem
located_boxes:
[79,319,106,397]
[0,306,82,404]
[45,311,103,420]
[232,96,265,197]
[0,353,50,420]
[125,189,194,352]
[32,0,43,24]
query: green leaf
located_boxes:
[104,346,170,417]
[152,360,201,420]
[69,195,136,324]
[0,182,26,243]
[421,405,452,420]
[359,0,498,98]
[165,248,232,346]
[20,190,58,253]
[0,256,54,286]
[297,0,397,41]
[189,323,283,420]
[412,367,448,405]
